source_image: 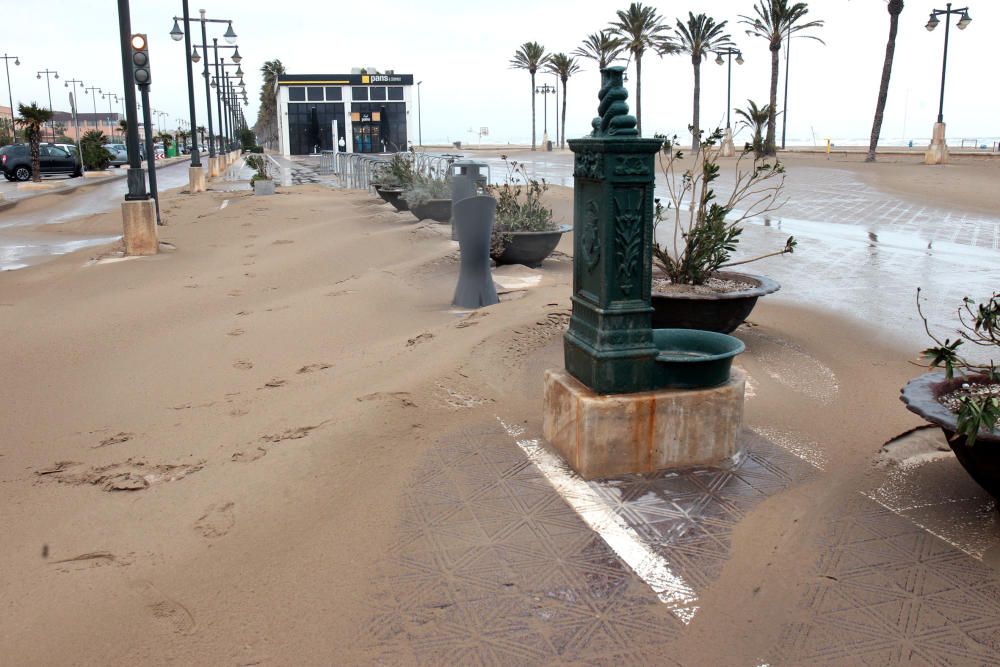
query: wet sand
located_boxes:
[0,162,996,664]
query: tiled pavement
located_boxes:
[361,422,1000,664]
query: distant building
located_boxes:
[274,71,415,156]
[51,111,122,140]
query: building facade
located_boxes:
[275,72,414,156]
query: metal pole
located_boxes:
[417,82,422,147]
[782,24,790,150]
[116,0,147,200]
[938,3,952,123]
[181,0,200,167]
[726,52,732,129]
[200,14,215,158]
[213,40,223,156]
[42,72,55,142]
[139,85,161,224]
[3,55,17,144]
[554,73,559,148]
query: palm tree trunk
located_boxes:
[561,79,568,149]
[767,44,780,156]
[867,4,902,163]
[692,59,701,151]
[30,139,40,182]
[635,55,643,136]
[530,72,537,151]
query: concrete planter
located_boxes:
[651,271,780,334]
[409,199,452,223]
[253,179,276,196]
[377,187,406,210]
[901,372,1000,500]
[492,225,571,268]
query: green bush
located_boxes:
[81,130,111,170]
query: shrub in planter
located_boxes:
[375,153,416,191]
[650,129,795,332]
[485,157,567,267]
[245,154,275,195]
[402,173,452,221]
[901,290,1000,498]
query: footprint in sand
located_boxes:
[406,333,434,347]
[263,378,286,388]
[272,239,294,245]
[231,447,266,463]
[134,580,197,636]
[233,360,254,370]
[48,551,133,572]
[227,329,245,337]
[227,289,243,297]
[194,502,235,538]
[236,310,252,317]
[297,363,331,374]
[95,432,133,448]
[243,272,256,279]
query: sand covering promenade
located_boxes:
[1,158,999,664]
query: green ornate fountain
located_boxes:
[543,66,746,479]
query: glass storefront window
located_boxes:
[288,87,305,101]
[352,87,368,101]
[326,87,342,101]
[370,87,386,101]
[388,87,404,101]
[307,87,323,101]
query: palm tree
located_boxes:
[509,42,550,151]
[118,119,128,137]
[573,30,627,78]
[667,12,734,150]
[545,54,582,149]
[15,102,53,182]
[610,2,671,136]
[197,125,207,146]
[740,0,824,156]
[253,59,286,148]
[866,0,904,162]
[734,99,771,158]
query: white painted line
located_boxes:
[498,417,700,625]
[220,199,230,210]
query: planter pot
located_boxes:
[651,271,780,334]
[901,372,1000,499]
[492,225,572,268]
[253,179,276,196]
[377,187,406,210]
[409,199,452,223]
[652,328,746,389]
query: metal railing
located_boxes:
[332,151,465,190]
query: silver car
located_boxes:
[104,143,128,168]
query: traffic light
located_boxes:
[130,33,151,86]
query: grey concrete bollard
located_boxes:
[452,195,500,309]
[450,161,490,240]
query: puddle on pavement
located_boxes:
[872,425,999,560]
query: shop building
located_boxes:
[275,71,414,156]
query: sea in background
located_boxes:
[786,135,1000,150]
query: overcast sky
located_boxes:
[4,1,997,146]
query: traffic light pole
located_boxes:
[139,85,161,225]
[115,0,156,256]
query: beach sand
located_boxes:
[0,163,991,663]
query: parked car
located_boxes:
[0,143,82,181]
[104,143,128,168]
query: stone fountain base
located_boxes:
[542,367,746,480]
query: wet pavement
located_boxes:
[0,161,203,270]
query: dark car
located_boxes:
[0,143,82,181]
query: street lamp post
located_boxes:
[169,0,203,186]
[184,10,236,175]
[63,77,84,162]
[36,68,59,142]
[715,46,744,157]
[535,83,555,149]
[416,80,423,148]
[103,92,120,141]
[1,54,19,144]
[924,3,972,164]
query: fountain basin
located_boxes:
[653,328,745,389]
